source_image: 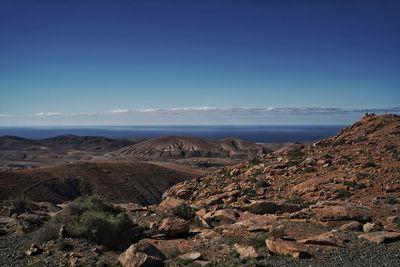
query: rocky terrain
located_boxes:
[1,114,399,266]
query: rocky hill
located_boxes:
[118,114,400,266]
[116,136,270,160]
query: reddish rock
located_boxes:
[118,242,165,267]
[297,231,349,247]
[358,231,400,244]
[266,239,311,259]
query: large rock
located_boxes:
[311,204,371,222]
[158,197,184,210]
[118,242,165,267]
[358,231,400,244]
[159,217,189,237]
[202,209,239,226]
[233,244,258,259]
[241,201,281,214]
[266,239,311,259]
[297,231,348,247]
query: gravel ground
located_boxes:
[0,233,32,267]
[266,233,400,267]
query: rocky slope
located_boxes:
[115,136,270,160]
[120,114,400,266]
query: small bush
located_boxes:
[170,203,195,221]
[33,220,62,244]
[55,195,134,249]
[165,257,201,267]
[9,196,31,215]
[255,179,270,189]
[356,172,369,179]
[323,154,334,160]
[165,247,181,258]
[287,148,304,160]
[364,160,377,168]
[333,139,346,146]
[247,232,267,249]
[384,196,400,204]
[303,166,316,173]
[241,188,256,198]
[335,189,351,198]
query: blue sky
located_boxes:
[0,0,399,125]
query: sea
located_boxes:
[0,125,346,143]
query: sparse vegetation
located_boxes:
[165,257,201,267]
[54,195,135,249]
[384,196,400,204]
[242,188,256,198]
[333,138,346,146]
[247,232,267,248]
[287,147,304,160]
[303,166,316,173]
[364,160,377,168]
[335,189,351,198]
[165,247,182,258]
[255,179,270,189]
[287,196,313,206]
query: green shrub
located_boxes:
[247,232,267,249]
[287,148,304,160]
[171,203,195,221]
[255,179,270,189]
[56,195,134,249]
[241,188,256,198]
[364,160,377,168]
[165,257,201,267]
[303,166,316,173]
[384,196,400,204]
[335,189,351,198]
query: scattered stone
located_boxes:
[25,244,43,256]
[118,242,165,267]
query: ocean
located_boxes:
[0,125,346,143]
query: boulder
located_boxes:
[339,221,361,231]
[118,242,165,267]
[241,201,281,214]
[233,244,258,259]
[297,231,348,247]
[203,209,239,226]
[158,197,184,210]
[159,217,189,237]
[266,239,311,259]
[311,205,371,222]
[363,223,379,233]
[358,231,400,244]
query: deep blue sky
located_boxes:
[0,0,399,125]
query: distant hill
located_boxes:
[115,135,270,160]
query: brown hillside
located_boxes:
[0,161,203,205]
[116,136,269,160]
